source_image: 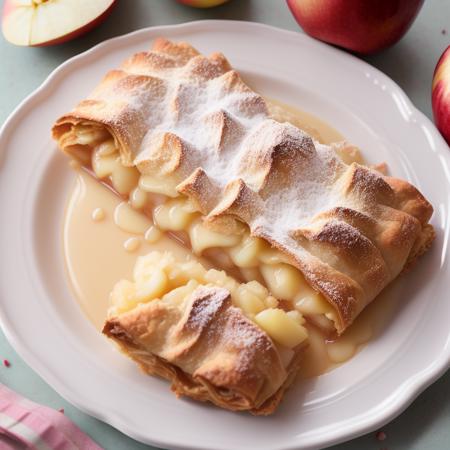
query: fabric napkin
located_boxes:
[0,384,103,450]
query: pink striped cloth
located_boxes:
[0,384,103,450]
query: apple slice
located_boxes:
[2,0,116,47]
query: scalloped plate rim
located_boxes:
[0,20,449,450]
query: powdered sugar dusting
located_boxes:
[256,141,346,243]
[125,50,351,250]
[185,285,228,330]
[136,71,268,182]
[177,285,280,378]
[86,43,351,246]
[186,285,266,351]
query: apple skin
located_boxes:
[33,1,117,47]
[432,46,450,146]
[177,0,230,7]
[287,0,424,54]
[2,0,116,47]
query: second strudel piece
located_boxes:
[103,251,307,414]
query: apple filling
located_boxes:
[67,123,352,335]
[109,251,308,351]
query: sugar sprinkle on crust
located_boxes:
[103,285,298,414]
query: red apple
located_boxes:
[2,0,116,47]
[177,0,230,8]
[432,46,450,146]
[287,0,424,55]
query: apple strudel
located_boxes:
[53,38,434,413]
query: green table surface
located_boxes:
[1,1,449,449]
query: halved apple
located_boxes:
[2,0,116,47]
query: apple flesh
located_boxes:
[287,0,424,54]
[2,0,116,47]
[432,46,450,146]
[177,0,230,8]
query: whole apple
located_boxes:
[432,46,450,146]
[287,0,424,54]
[2,0,116,47]
[177,0,230,8]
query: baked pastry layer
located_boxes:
[52,38,434,334]
[103,251,307,414]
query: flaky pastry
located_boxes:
[103,252,306,414]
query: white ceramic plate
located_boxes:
[0,21,449,450]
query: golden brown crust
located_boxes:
[404,223,435,270]
[53,38,435,334]
[103,285,302,414]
